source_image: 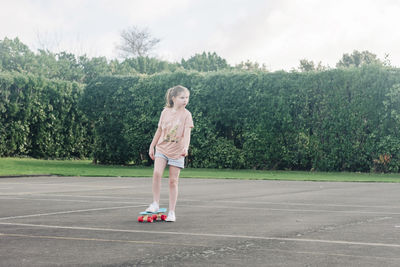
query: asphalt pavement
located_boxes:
[0,175,399,266]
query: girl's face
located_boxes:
[172,91,190,109]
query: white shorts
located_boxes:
[155,152,185,169]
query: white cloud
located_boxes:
[193,0,400,69]
[1,0,400,69]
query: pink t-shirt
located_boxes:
[156,108,194,159]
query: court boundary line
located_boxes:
[177,204,400,215]
[199,199,400,209]
[0,196,143,205]
[0,205,146,221]
[1,232,399,261]
[1,198,400,221]
[0,232,206,247]
[251,246,400,261]
[2,192,400,210]
[1,222,399,249]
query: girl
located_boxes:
[146,85,194,222]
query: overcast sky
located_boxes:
[1,0,400,71]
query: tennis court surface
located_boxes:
[1,176,399,266]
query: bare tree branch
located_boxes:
[117,26,160,58]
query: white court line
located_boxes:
[177,204,400,216]
[35,193,143,199]
[2,192,399,211]
[0,205,146,221]
[252,247,400,261]
[1,196,399,217]
[0,186,141,196]
[1,222,400,249]
[206,199,400,209]
[9,193,400,210]
[0,188,133,196]
[1,233,399,262]
[0,181,137,188]
[0,197,141,205]
[1,233,399,261]
[0,233,205,247]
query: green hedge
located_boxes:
[81,66,400,172]
[0,72,91,158]
[2,66,400,172]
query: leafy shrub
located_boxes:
[81,66,400,171]
[0,72,91,158]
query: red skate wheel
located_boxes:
[147,217,153,223]
[152,214,158,221]
[161,214,167,221]
[138,216,144,222]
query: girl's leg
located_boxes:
[152,157,167,204]
[168,165,181,212]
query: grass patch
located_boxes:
[1,157,400,183]
[0,157,152,177]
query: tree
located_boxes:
[235,60,267,71]
[336,50,383,68]
[79,55,111,83]
[117,26,160,58]
[181,52,230,72]
[54,52,84,82]
[0,37,36,73]
[298,59,327,72]
[120,56,179,75]
[298,59,315,72]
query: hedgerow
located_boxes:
[0,72,91,159]
[81,66,400,171]
[2,66,400,171]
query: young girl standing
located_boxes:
[146,85,194,222]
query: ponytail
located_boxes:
[165,85,189,108]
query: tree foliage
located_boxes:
[181,52,230,72]
[336,50,384,68]
[235,60,268,71]
[0,37,36,73]
[0,37,182,80]
[298,59,327,72]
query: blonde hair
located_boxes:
[165,85,190,108]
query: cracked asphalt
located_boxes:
[0,176,399,266]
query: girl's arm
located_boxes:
[149,127,162,160]
[181,127,192,156]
